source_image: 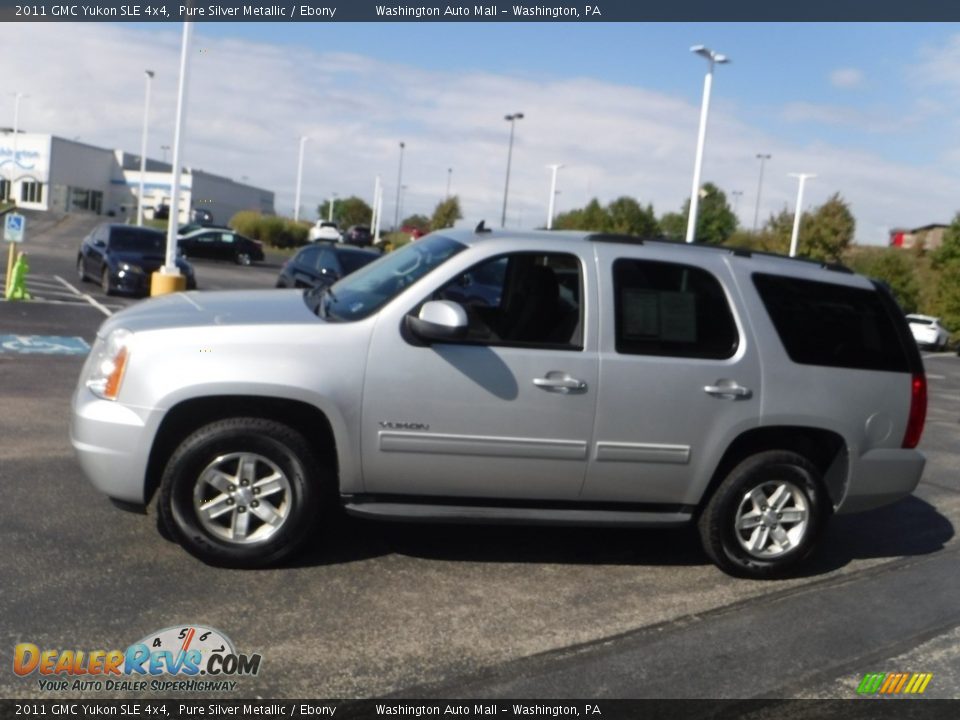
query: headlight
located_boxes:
[85,328,133,401]
[121,263,144,274]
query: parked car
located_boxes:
[178,228,265,266]
[344,225,373,247]
[275,242,379,289]
[77,223,196,296]
[308,221,342,243]
[71,227,926,577]
[191,207,215,226]
[152,204,170,220]
[906,314,950,351]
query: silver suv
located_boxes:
[71,227,927,577]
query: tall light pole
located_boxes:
[501,112,524,228]
[685,45,729,244]
[753,153,771,232]
[161,144,171,163]
[155,21,192,295]
[8,92,28,202]
[731,190,743,216]
[393,141,405,230]
[446,167,452,199]
[136,70,155,226]
[327,192,338,222]
[294,135,310,222]
[788,173,816,258]
[546,163,564,230]
[399,185,408,225]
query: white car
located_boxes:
[906,314,950,351]
[308,221,342,243]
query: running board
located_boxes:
[342,501,692,528]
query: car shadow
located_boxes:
[287,495,953,575]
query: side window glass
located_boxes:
[317,249,338,273]
[613,258,738,359]
[220,233,235,244]
[297,247,320,269]
[433,253,583,349]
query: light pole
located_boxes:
[294,135,310,222]
[788,173,816,258]
[685,45,729,244]
[393,141,405,230]
[8,92,28,202]
[137,70,155,226]
[328,192,338,222]
[546,163,564,230]
[501,112,524,228]
[161,144,171,163]
[156,21,193,295]
[753,153,771,232]
[446,167,452,199]
[731,190,743,216]
[399,185,408,225]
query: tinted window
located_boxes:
[433,252,583,349]
[613,259,738,359]
[338,251,377,275]
[753,273,910,372]
[296,246,321,268]
[109,227,166,252]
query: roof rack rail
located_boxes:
[584,232,853,273]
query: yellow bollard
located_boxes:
[150,271,187,296]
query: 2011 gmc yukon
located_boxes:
[71,226,927,577]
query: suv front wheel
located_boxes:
[159,417,324,567]
[698,450,827,578]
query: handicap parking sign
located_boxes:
[4,213,25,243]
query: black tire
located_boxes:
[698,450,827,578]
[236,252,252,266]
[101,268,113,296]
[159,417,325,567]
[77,257,88,283]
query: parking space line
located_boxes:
[54,275,112,317]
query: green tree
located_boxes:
[401,214,431,232]
[605,197,659,236]
[431,196,462,229]
[800,193,855,263]
[661,183,737,244]
[658,211,685,240]
[317,196,373,227]
[931,212,960,269]
[845,248,920,313]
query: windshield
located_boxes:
[308,235,465,321]
[110,228,166,253]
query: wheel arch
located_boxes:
[697,426,848,516]
[144,395,339,506]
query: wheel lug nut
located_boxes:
[238,506,246,513]
[253,487,260,495]
[241,480,249,487]
[252,500,259,508]
[228,486,235,493]
[226,498,234,505]
[777,513,782,519]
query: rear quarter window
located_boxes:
[752,273,910,372]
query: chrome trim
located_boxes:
[595,442,691,464]
[378,431,588,460]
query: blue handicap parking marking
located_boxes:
[0,335,90,355]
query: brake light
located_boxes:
[902,372,927,449]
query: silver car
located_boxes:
[71,227,927,577]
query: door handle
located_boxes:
[533,375,587,394]
[704,383,751,399]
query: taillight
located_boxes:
[902,372,927,449]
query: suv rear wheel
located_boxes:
[698,450,826,578]
[159,417,324,567]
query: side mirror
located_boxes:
[94,239,106,248]
[406,300,468,343]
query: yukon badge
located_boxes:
[379,421,430,431]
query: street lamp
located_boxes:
[501,112,524,228]
[393,141,405,230]
[753,153,772,232]
[685,45,729,244]
[788,173,816,258]
[731,190,743,216]
[399,185,408,225]
[546,163,564,230]
[294,135,310,222]
[446,167,452,199]
[161,145,171,163]
[328,192,338,222]
[136,70,155,227]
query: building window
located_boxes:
[21,181,43,204]
[0,179,8,201]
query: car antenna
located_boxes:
[475,220,492,234]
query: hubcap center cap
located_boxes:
[761,509,778,526]
[236,487,254,505]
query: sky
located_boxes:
[4,21,960,243]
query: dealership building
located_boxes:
[0,130,274,225]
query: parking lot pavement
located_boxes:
[2,218,960,700]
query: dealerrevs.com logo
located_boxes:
[14,625,262,692]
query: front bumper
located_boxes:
[838,448,926,514]
[70,386,156,505]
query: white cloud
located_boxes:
[0,23,956,244]
[830,68,863,89]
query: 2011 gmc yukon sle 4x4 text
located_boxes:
[71,227,927,577]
